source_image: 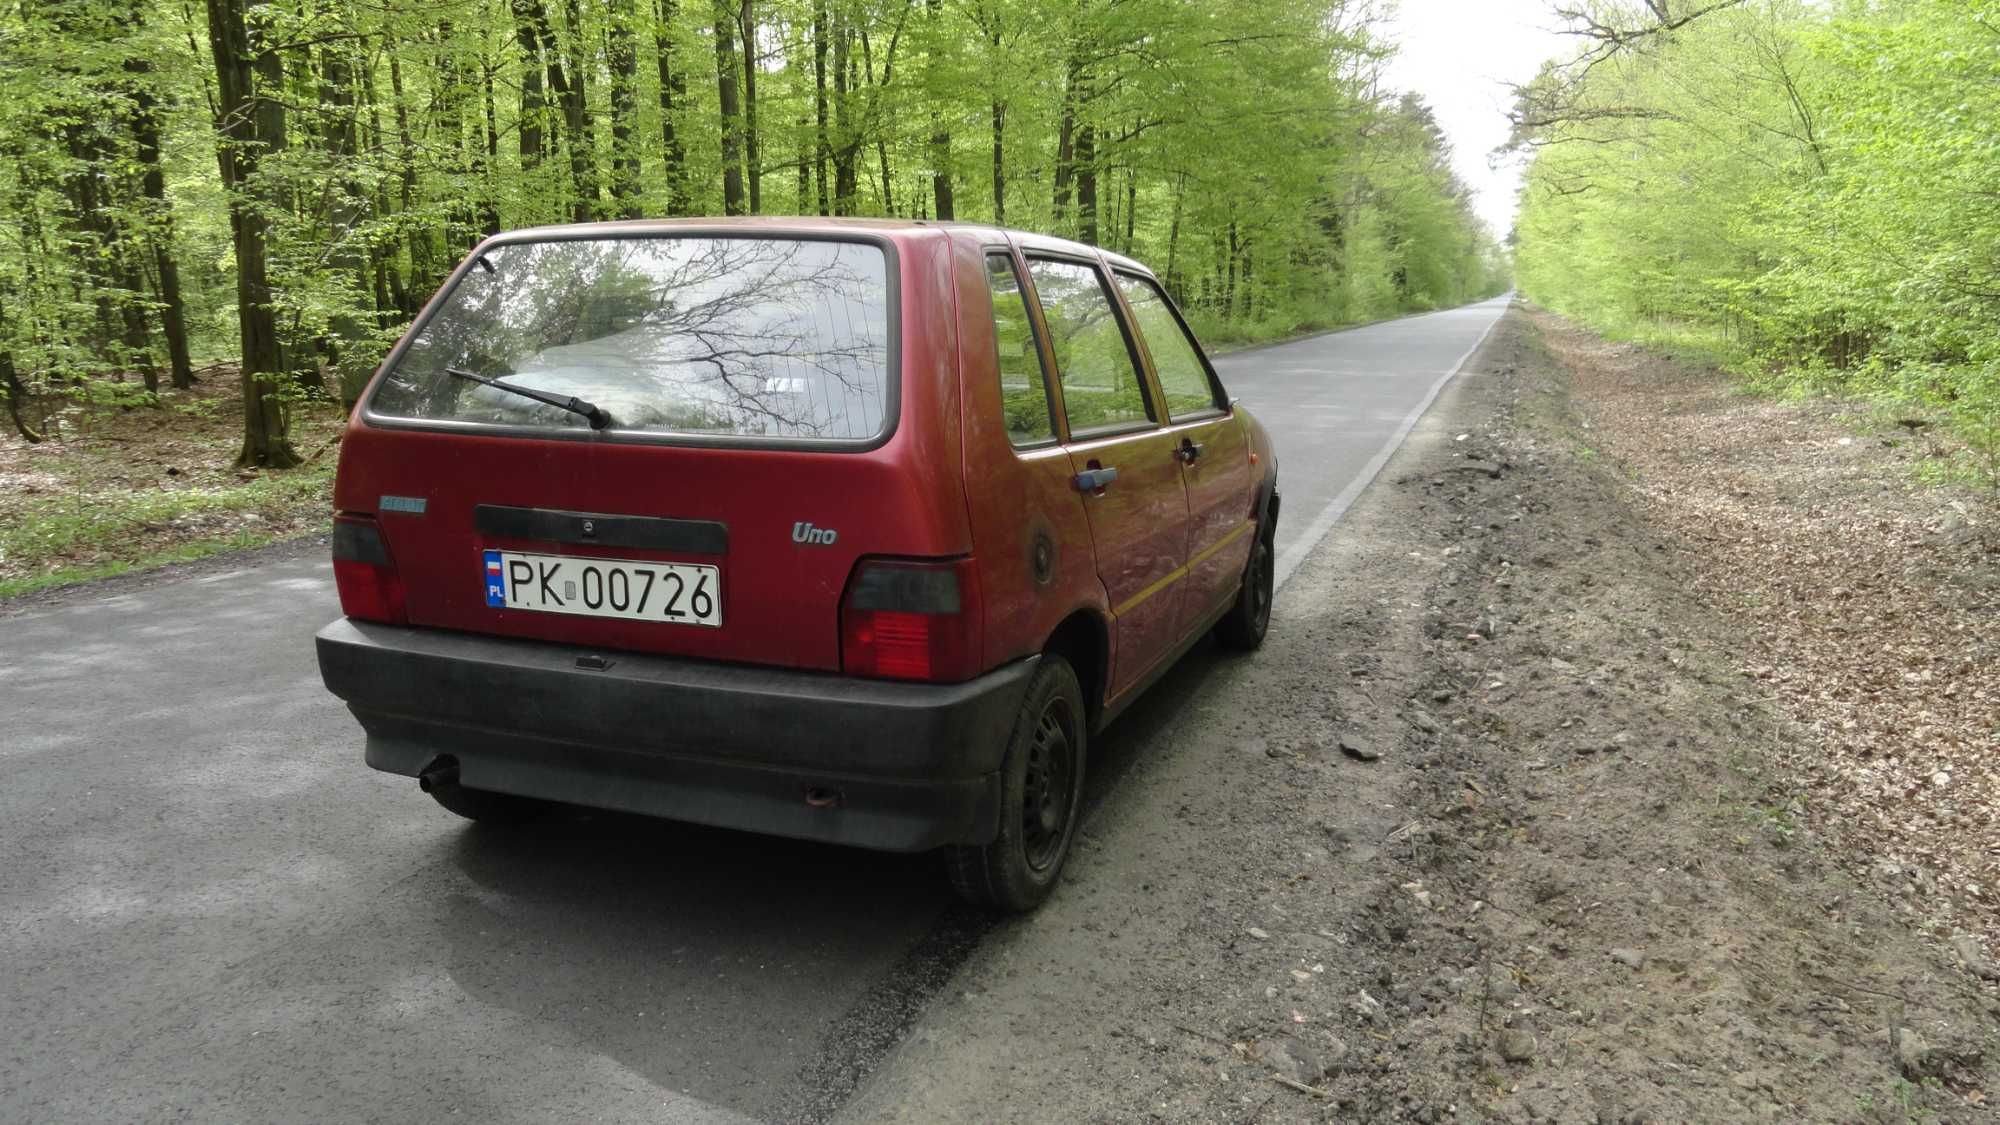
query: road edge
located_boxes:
[1270,295,1511,590]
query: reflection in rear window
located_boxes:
[368,237,893,442]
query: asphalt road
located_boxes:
[0,295,1509,1123]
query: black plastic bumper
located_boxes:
[314,619,1037,852]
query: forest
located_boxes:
[1511,0,2000,480]
[0,0,1508,470]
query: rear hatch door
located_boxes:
[336,229,959,672]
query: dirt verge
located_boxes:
[1544,313,2000,962]
[834,306,1998,1123]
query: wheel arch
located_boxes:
[1042,608,1110,733]
[1252,469,1280,540]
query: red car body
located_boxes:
[316,218,1277,906]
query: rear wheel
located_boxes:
[1216,516,1276,651]
[947,655,1087,912]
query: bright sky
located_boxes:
[1380,0,1574,239]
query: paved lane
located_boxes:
[1214,294,1511,587]
[0,560,965,1123]
[0,295,1507,1123]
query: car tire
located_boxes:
[1216,516,1276,652]
[425,781,549,826]
[946,654,1088,913]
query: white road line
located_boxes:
[1272,300,1509,591]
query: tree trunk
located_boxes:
[479,60,502,233]
[54,126,121,368]
[1224,223,1238,319]
[561,0,599,221]
[926,0,952,221]
[1164,171,1185,299]
[205,0,302,468]
[831,11,855,214]
[607,0,643,218]
[1122,167,1135,252]
[654,0,690,213]
[115,249,159,395]
[436,20,478,245]
[813,0,830,215]
[876,141,893,216]
[0,287,42,441]
[388,51,432,301]
[0,348,42,443]
[990,99,1005,223]
[860,27,891,216]
[1074,122,1097,245]
[316,32,375,407]
[511,0,547,166]
[516,0,588,218]
[1053,59,1084,225]
[713,1,746,214]
[796,113,810,211]
[125,50,195,390]
[740,0,761,213]
[361,64,406,322]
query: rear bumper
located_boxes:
[314,618,1036,852]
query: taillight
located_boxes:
[840,557,983,683]
[331,514,407,625]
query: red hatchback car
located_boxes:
[316,218,1278,910]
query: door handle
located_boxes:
[1176,438,1205,464]
[1073,466,1119,493]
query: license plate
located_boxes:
[483,550,721,628]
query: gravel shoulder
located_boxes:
[835,306,1999,1123]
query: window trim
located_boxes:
[1111,269,1231,423]
[981,248,1062,451]
[356,228,904,453]
[1021,251,1161,441]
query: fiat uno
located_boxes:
[315,218,1279,911]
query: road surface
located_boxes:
[0,295,1509,1123]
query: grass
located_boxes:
[0,466,334,600]
[0,531,290,599]
[1,371,344,602]
[3,467,330,563]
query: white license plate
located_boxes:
[483,550,721,627]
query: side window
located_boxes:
[1114,273,1222,420]
[984,254,1056,446]
[1023,257,1152,435]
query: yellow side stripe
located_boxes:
[1111,520,1255,619]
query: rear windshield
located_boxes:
[367,236,893,443]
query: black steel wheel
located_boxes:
[1019,690,1079,874]
[947,654,1088,912]
[1217,516,1276,651]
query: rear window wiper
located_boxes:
[446,366,610,430]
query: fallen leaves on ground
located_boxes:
[1548,309,2000,956]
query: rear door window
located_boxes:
[1023,257,1152,436]
[367,236,893,443]
[1113,273,1223,420]
[985,254,1056,446]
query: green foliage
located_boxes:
[1,0,1507,464]
[1513,0,2000,486]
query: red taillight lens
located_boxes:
[331,514,407,624]
[840,558,982,683]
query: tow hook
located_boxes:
[418,756,461,795]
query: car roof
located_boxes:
[488,216,1151,276]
